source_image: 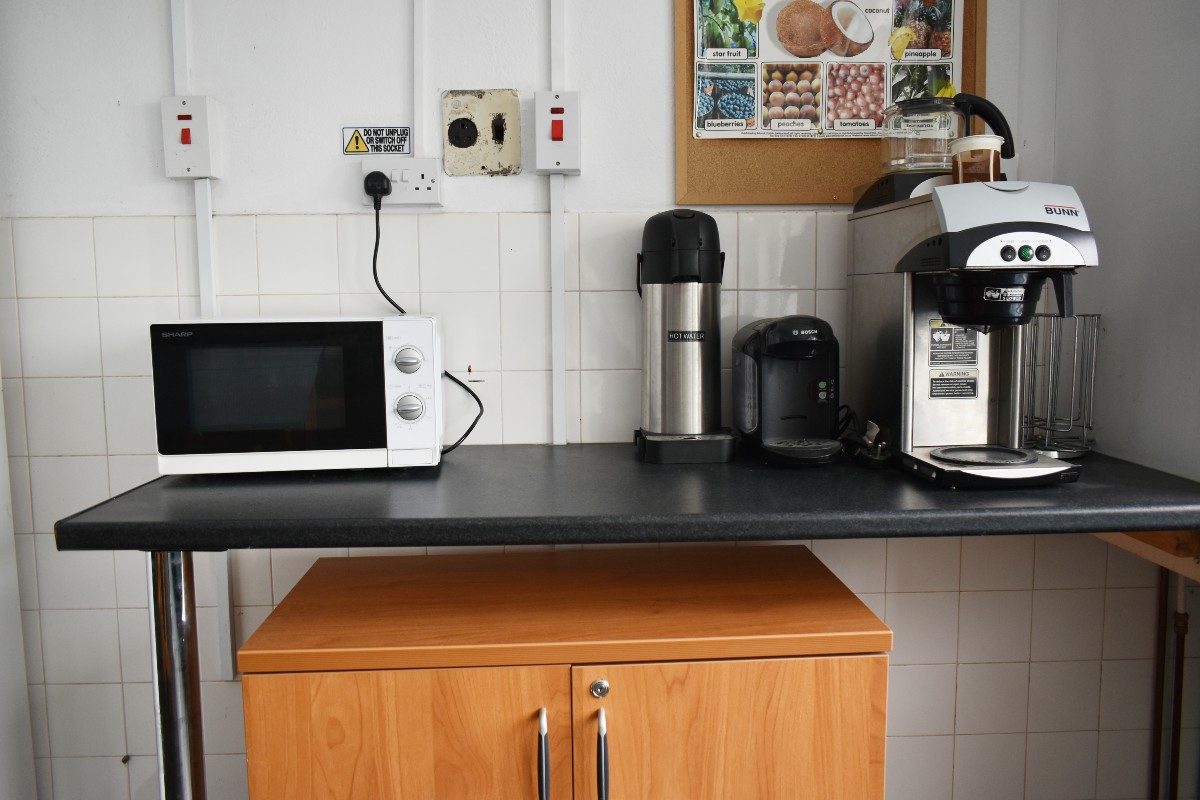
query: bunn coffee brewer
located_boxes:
[846,181,1098,488]
[635,209,736,463]
[733,316,841,466]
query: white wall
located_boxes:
[1053,0,1200,482]
[0,0,678,216]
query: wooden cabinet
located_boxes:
[240,547,891,800]
[571,657,887,800]
[243,666,572,800]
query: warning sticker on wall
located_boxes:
[342,127,411,155]
[928,320,978,366]
[929,369,979,399]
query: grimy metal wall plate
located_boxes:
[441,89,522,176]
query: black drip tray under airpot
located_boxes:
[762,438,842,464]
[929,445,1037,467]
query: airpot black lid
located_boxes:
[638,209,725,286]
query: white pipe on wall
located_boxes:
[412,0,427,158]
[168,0,234,684]
[0,377,36,800]
[548,0,568,444]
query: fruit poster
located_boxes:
[694,0,964,138]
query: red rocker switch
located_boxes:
[550,119,564,142]
[180,128,192,145]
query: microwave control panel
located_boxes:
[381,316,443,467]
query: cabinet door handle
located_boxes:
[596,708,609,800]
[538,708,550,800]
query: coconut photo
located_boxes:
[822,0,874,57]
[765,0,879,60]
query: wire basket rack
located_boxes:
[1021,314,1100,459]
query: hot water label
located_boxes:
[929,369,979,399]
[667,330,707,342]
[928,320,978,366]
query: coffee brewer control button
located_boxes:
[1000,245,1017,262]
[1035,245,1052,261]
[394,394,425,421]
[1018,245,1035,262]
[393,347,424,374]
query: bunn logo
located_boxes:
[667,330,706,342]
[160,331,194,337]
[1045,204,1079,217]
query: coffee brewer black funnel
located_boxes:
[933,268,1074,331]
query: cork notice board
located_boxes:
[676,0,987,205]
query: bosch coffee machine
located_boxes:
[846,181,1099,488]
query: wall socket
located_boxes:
[360,157,442,206]
[441,89,522,176]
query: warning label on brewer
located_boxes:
[928,320,978,366]
[930,369,979,399]
[342,126,411,155]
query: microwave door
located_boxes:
[151,322,387,461]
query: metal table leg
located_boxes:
[147,551,207,800]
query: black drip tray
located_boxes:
[762,438,842,462]
[930,445,1037,467]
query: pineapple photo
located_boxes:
[890,0,952,57]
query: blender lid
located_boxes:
[889,97,958,115]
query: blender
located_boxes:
[854,93,1016,212]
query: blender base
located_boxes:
[634,430,737,464]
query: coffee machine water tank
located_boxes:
[635,210,735,463]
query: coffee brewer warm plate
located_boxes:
[846,181,1099,488]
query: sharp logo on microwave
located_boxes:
[160,331,194,337]
[1044,204,1080,217]
[667,330,706,342]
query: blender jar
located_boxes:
[881,98,965,173]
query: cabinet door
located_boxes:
[571,656,886,800]
[244,665,572,800]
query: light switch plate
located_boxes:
[535,91,581,175]
[441,89,522,176]
[161,96,218,179]
[359,157,443,206]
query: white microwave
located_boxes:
[149,316,443,474]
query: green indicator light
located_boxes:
[818,380,828,389]
[1018,245,1034,262]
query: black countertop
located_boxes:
[54,444,1200,551]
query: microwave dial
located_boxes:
[394,394,425,422]
[393,346,424,374]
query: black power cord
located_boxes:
[365,171,484,456]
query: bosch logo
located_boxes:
[1045,204,1079,217]
[795,329,818,335]
[160,331,194,337]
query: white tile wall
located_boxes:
[0,213,1170,800]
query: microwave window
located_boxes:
[186,346,347,433]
